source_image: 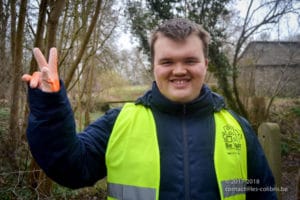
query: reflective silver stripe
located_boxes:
[108,183,156,200]
[222,179,246,198]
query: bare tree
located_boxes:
[237,40,300,130]
[0,0,10,99]
[64,0,102,89]
[28,0,47,74]
[8,0,28,168]
[229,0,300,118]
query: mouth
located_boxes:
[170,79,191,88]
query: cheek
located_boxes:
[153,68,159,81]
[154,67,168,81]
[195,65,207,78]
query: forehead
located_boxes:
[153,34,204,60]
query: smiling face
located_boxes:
[153,33,208,103]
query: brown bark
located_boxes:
[29,0,48,74]
[57,0,69,60]
[45,0,66,54]
[8,0,27,168]
[84,64,95,128]
[0,0,9,99]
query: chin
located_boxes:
[169,90,193,101]
[170,96,194,104]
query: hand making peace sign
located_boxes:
[22,47,60,92]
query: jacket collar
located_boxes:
[136,82,225,115]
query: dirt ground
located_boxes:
[281,152,300,200]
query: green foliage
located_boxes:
[281,105,300,155]
[0,107,9,136]
[126,0,231,55]
[281,135,300,156]
[281,141,290,156]
[290,106,300,116]
[208,42,238,112]
[126,1,157,57]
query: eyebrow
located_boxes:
[156,57,173,64]
[184,57,200,61]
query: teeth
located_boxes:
[173,80,187,84]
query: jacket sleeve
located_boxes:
[26,81,120,189]
[234,114,278,200]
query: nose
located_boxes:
[172,63,187,75]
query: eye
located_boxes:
[160,60,173,66]
[185,59,198,65]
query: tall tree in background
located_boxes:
[28,0,47,74]
[64,0,102,89]
[0,0,9,99]
[8,0,28,168]
[229,0,299,120]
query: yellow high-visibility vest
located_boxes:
[105,103,247,200]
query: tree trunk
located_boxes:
[8,0,27,169]
[232,62,249,119]
[29,0,48,74]
[209,43,240,113]
[45,0,66,54]
[0,0,9,99]
[57,0,69,60]
[84,64,95,128]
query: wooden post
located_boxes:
[258,122,281,200]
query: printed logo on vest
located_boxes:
[222,125,242,154]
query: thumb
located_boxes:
[21,74,32,82]
[41,66,50,81]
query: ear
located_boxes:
[205,58,209,67]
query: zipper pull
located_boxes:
[183,104,187,115]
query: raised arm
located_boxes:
[22,48,119,188]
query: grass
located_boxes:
[99,84,150,102]
[291,106,300,116]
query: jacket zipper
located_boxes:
[182,104,190,199]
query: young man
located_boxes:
[22,18,277,199]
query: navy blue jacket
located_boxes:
[26,81,277,199]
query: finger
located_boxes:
[41,67,60,92]
[30,72,41,88]
[21,74,32,82]
[40,67,52,92]
[48,47,58,74]
[33,48,48,70]
[41,66,50,81]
